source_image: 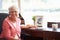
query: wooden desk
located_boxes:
[0,38,18,40]
[22,28,60,40]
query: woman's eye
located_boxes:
[10,11,17,13]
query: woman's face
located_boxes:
[9,10,17,17]
[9,8,18,18]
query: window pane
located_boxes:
[0,0,19,13]
[0,0,2,9]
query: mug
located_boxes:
[52,24,58,30]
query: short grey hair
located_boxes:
[8,6,19,13]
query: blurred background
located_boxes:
[0,0,60,28]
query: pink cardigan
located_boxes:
[0,17,21,39]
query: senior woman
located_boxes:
[0,6,36,40]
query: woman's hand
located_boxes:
[21,24,37,29]
[26,24,37,28]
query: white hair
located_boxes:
[8,5,19,17]
[8,5,19,13]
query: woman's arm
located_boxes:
[2,20,14,39]
[21,24,37,29]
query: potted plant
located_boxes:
[32,16,36,25]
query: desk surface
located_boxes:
[29,27,60,32]
[22,27,60,40]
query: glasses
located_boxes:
[9,11,17,13]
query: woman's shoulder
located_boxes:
[4,17,8,20]
[3,17,9,23]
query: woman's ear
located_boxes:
[16,13,19,17]
[8,13,11,17]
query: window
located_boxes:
[0,0,19,13]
